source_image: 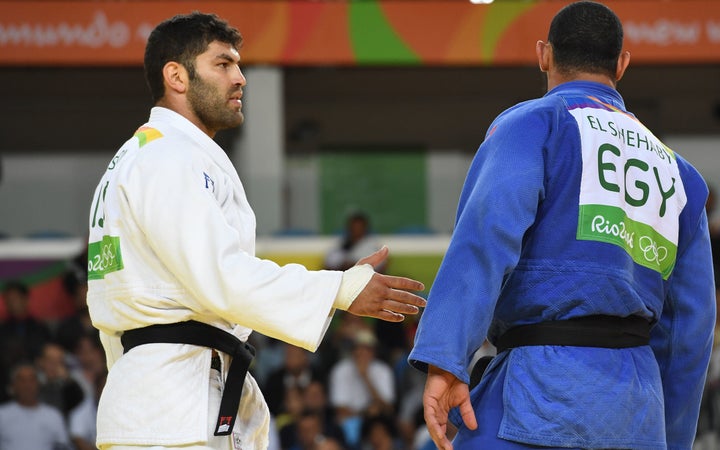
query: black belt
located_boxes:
[121,321,255,436]
[469,315,651,389]
[495,314,651,353]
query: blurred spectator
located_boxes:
[393,315,431,449]
[55,264,94,355]
[0,280,52,402]
[0,363,72,449]
[372,318,408,367]
[410,406,431,450]
[36,342,85,419]
[250,335,287,388]
[289,409,343,450]
[277,386,306,449]
[277,381,348,450]
[278,380,346,450]
[68,370,106,450]
[315,313,374,381]
[303,380,347,448]
[324,212,383,272]
[268,414,282,450]
[332,314,374,359]
[71,333,106,398]
[360,414,403,450]
[329,329,395,448]
[395,359,426,449]
[264,343,325,416]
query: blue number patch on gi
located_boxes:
[204,172,216,193]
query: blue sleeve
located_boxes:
[409,107,547,382]
[650,209,715,450]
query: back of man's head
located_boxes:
[144,12,243,103]
[548,1,623,79]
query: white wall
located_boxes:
[285,156,320,233]
[231,67,285,235]
[0,150,471,237]
[1,136,717,238]
[427,151,472,233]
[664,135,720,221]
[0,152,112,237]
[665,135,720,187]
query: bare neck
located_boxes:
[546,70,617,92]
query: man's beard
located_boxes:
[187,74,243,132]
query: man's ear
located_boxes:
[162,61,189,95]
[615,50,631,82]
[536,40,552,73]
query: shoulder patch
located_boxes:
[88,235,124,280]
[134,126,163,148]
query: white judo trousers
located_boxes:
[102,367,233,450]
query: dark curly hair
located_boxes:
[144,12,242,103]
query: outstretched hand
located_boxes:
[424,365,477,450]
[357,245,391,269]
[348,246,426,322]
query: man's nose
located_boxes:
[233,66,246,86]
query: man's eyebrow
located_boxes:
[215,53,240,63]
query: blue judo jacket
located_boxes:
[409,81,715,449]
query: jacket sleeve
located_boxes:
[409,109,547,382]
[122,143,342,351]
[650,208,715,450]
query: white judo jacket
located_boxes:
[87,107,354,448]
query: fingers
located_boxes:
[356,245,389,269]
[347,271,426,321]
[381,273,425,292]
[373,309,405,322]
[371,292,425,319]
[459,396,478,431]
[378,275,427,314]
[382,298,422,316]
[424,404,453,450]
[434,435,454,450]
[384,283,427,307]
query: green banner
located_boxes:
[320,151,426,234]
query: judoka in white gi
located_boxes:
[86,12,426,450]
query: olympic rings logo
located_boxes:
[639,236,667,265]
[89,243,117,273]
[101,244,116,267]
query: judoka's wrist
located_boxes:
[334,264,374,311]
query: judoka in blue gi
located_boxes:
[408,2,716,449]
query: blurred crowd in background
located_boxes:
[0,185,719,450]
[0,254,434,450]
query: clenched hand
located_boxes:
[423,365,477,450]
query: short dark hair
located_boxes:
[548,1,623,79]
[144,12,243,103]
